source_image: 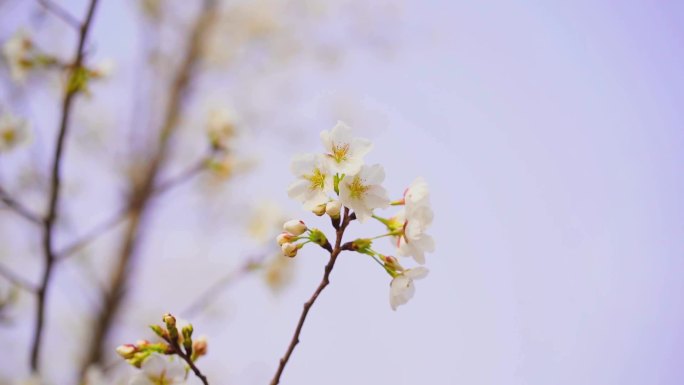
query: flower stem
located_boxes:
[269,207,354,385]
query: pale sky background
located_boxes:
[1,1,683,385]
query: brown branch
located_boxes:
[79,0,217,377]
[162,336,209,385]
[0,262,37,293]
[0,186,43,225]
[36,0,80,29]
[270,208,354,385]
[29,0,100,373]
[182,254,265,317]
[54,158,206,261]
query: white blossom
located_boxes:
[403,177,430,208]
[130,353,186,385]
[287,153,333,210]
[393,178,435,264]
[320,121,372,175]
[207,107,237,148]
[0,112,29,152]
[389,267,428,311]
[2,29,32,83]
[393,206,434,265]
[338,164,389,222]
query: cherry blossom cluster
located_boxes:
[116,313,208,385]
[278,121,435,310]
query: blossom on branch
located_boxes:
[389,267,429,311]
[338,164,389,222]
[320,121,372,175]
[287,153,334,210]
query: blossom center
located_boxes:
[1,129,16,144]
[348,175,369,199]
[305,168,326,191]
[330,141,350,163]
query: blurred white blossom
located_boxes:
[0,112,29,152]
[130,353,186,385]
[2,29,32,83]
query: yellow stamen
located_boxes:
[306,168,326,191]
[349,175,369,199]
[330,141,350,163]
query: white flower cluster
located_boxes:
[279,121,435,310]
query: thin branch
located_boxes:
[0,262,37,293]
[55,158,206,261]
[154,158,206,195]
[36,0,80,29]
[165,336,209,385]
[270,208,354,385]
[0,186,43,225]
[79,0,217,376]
[182,254,265,317]
[29,0,100,373]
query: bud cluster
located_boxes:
[117,313,208,373]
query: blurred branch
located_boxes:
[36,0,80,29]
[0,186,43,225]
[270,209,355,385]
[55,158,207,261]
[183,254,266,317]
[79,0,218,377]
[29,0,100,373]
[0,262,37,293]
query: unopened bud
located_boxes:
[193,336,208,357]
[276,232,295,246]
[150,324,167,339]
[380,255,403,272]
[351,238,373,254]
[312,203,327,216]
[281,242,299,258]
[162,313,176,326]
[308,229,328,247]
[283,220,307,236]
[182,324,194,350]
[325,200,341,218]
[115,344,137,359]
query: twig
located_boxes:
[165,337,209,385]
[36,0,80,29]
[182,254,265,317]
[54,158,206,261]
[0,262,37,293]
[29,0,100,373]
[79,0,217,376]
[270,208,355,385]
[0,186,43,225]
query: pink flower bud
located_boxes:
[281,242,299,258]
[283,220,307,236]
[277,232,294,246]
